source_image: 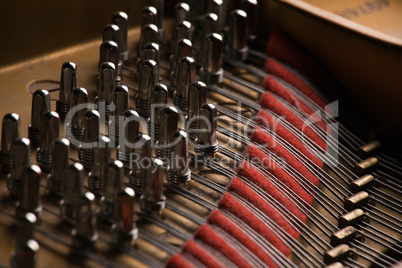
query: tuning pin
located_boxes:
[200,33,223,85]
[60,163,85,224]
[156,106,179,163]
[139,24,159,59]
[112,187,138,245]
[88,136,110,193]
[141,6,157,28]
[148,0,164,41]
[100,160,124,222]
[196,103,219,157]
[170,38,192,88]
[149,84,168,141]
[36,111,60,173]
[129,134,152,189]
[109,84,129,144]
[185,0,206,32]
[7,138,30,196]
[173,20,192,47]
[117,110,140,163]
[16,213,36,248]
[187,81,207,141]
[28,90,51,147]
[227,9,249,61]
[142,42,160,80]
[78,110,100,169]
[174,57,196,114]
[0,113,20,173]
[167,131,191,185]
[136,59,158,119]
[72,192,98,248]
[10,239,39,268]
[198,13,218,65]
[111,12,129,61]
[241,0,258,45]
[175,2,190,25]
[99,41,119,81]
[16,165,42,219]
[140,158,166,214]
[47,138,70,196]
[97,62,116,108]
[56,62,77,119]
[66,87,88,146]
[103,25,122,76]
[207,0,223,32]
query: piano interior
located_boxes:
[0,0,401,267]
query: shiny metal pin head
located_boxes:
[8,138,30,196]
[174,56,196,114]
[28,89,51,147]
[16,165,42,219]
[111,12,129,61]
[88,135,110,193]
[187,81,207,141]
[78,109,100,169]
[174,20,192,45]
[16,212,36,249]
[227,9,249,61]
[99,41,119,75]
[167,130,191,185]
[136,59,158,118]
[129,134,152,189]
[47,138,70,196]
[198,13,218,65]
[103,24,122,75]
[170,38,192,87]
[100,160,124,222]
[67,87,88,145]
[141,6,157,27]
[97,61,116,105]
[175,2,190,25]
[11,239,39,268]
[156,106,179,161]
[117,110,141,162]
[207,0,223,32]
[200,33,223,84]
[196,103,219,157]
[139,24,159,54]
[0,113,20,173]
[148,0,164,41]
[149,83,168,141]
[37,111,60,172]
[109,84,129,144]
[241,0,258,44]
[140,157,166,213]
[141,42,160,81]
[56,62,77,119]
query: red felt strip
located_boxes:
[259,91,326,150]
[244,144,314,205]
[208,209,280,268]
[254,109,323,167]
[165,254,194,268]
[236,161,307,222]
[227,178,300,238]
[250,125,320,186]
[262,76,327,131]
[266,28,337,98]
[218,193,292,256]
[194,224,252,268]
[182,240,222,268]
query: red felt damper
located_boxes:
[262,76,327,131]
[265,58,327,109]
[255,110,323,167]
[244,144,314,205]
[182,240,222,268]
[236,161,307,222]
[208,209,280,268]
[251,125,320,186]
[218,193,292,257]
[194,224,252,268]
[227,178,300,239]
[266,28,337,98]
[165,253,194,268]
[259,91,326,150]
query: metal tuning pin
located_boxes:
[241,0,258,45]
[11,239,39,268]
[167,130,191,185]
[97,62,116,107]
[156,106,179,163]
[67,87,88,146]
[170,38,192,87]
[88,136,110,193]
[111,12,129,61]
[117,110,140,163]
[140,158,166,214]
[56,62,77,119]
[139,24,159,60]
[28,89,51,147]
[109,84,129,143]
[16,165,42,219]
[227,9,249,61]
[141,6,157,30]
[142,42,160,80]
[112,187,138,245]
[12,213,37,268]
[198,13,218,65]
[79,110,100,169]
[173,20,192,48]
[187,81,207,141]
[47,138,70,196]
[100,160,124,222]
[196,103,219,157]
[60,163,85,224]
[7,138,30,197]
[129,134,152,189]
[36,111,60,173]
[175,2,190,25]
[148,0,164,41]
[103,24,122,76]
[136,59,158,119]
[99,41,119,80]
[149,83,168,141]
[185,0,206,32]
[207,0,223,32]
[174,56,196,114]
[72,192,98,248]
[0,113,20,173]
[200,33,223,85]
